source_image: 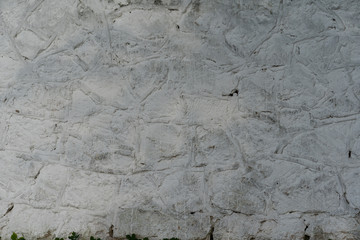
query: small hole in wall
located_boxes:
[304,225,309,231]
[176,25,180,29]
[229,89,238,96]
[348,150,352,158]
[303,234,310,240]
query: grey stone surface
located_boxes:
[0,0,360,239]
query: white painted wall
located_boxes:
[0,0,360,239]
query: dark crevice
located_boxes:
[223,89,238,97]
[303,224,310,240]
[209,226,214,240]
[344,191,350,204]
[34,168,42,180]
[202,216,218,240]
[109,224,114,238]
[304,225,309,231]
[3,203,14,216]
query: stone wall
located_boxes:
[0,0,360,239]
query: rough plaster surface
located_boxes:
[0,0,360,239]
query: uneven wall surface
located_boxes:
[0,0,360,239]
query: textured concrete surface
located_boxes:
[0,0,360,239]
